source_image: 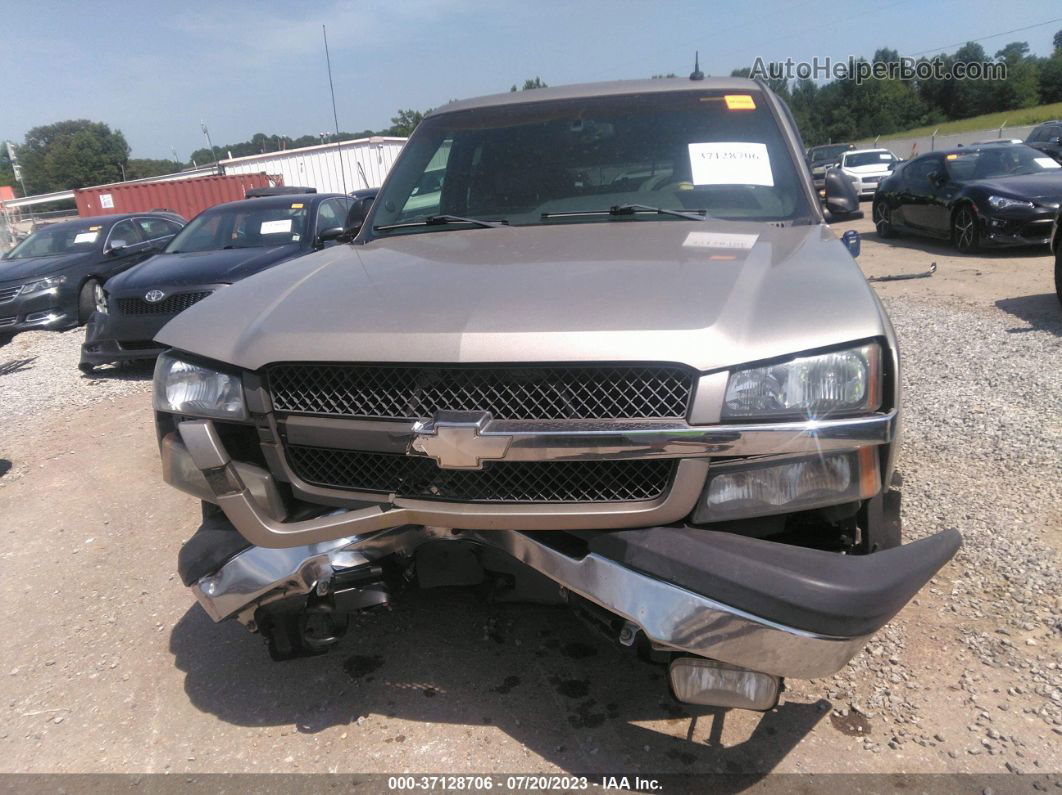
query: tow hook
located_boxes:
[255,564,390,661]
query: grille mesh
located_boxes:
[0,286,20,304]
[268,364,694,420]
[286,445,675,503]
[116,291,212,316]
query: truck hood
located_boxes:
[157,221,889,373]
[108,244,302,291]
[0,252,91,284]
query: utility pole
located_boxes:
[172,147,181,168]
[201,122,219,168]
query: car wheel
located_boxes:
[952,205,980,252]
[77,279,100,325]
[873,201,896,238]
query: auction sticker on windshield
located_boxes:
[1034,157,1061,169]
[73,231,99,244]
[689,142,774,187]
[260,219,292,234]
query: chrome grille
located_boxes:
[0,286,20,304]
[0,315,16,327]
[116,291,212,316]
[267,364,695,420]
[286,444,675,503]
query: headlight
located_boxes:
[987,195,1034,211]
[723,343,881,421]
[153,353,247,420]
[20,275,67,295]
[691,448,880,523]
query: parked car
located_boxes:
[80,193,365,372]
[874,143,1062,251]
[152,77,959,711]
[1024,121,1062,162]
[0,212,183,337]
[806,142,853,190]
[838,148,899,198]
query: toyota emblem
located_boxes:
[144,289,165,303]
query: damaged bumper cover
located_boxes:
[167,417,960,681]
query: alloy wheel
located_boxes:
[954,207,977,251]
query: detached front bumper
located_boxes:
[179,513,960,680]
[165,413,960,681]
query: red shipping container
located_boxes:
[74,173,281,221]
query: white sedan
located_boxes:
[838,148,900,198]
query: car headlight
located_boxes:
[723,343,881,421]
[153,352,247,420]
[691,448,880,523]
[19,274,67,295]
[987,195,1034,211]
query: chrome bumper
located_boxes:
[166,410,897,548]
[192,524,870,679]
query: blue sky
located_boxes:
[2,0,1059,161]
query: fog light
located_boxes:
[669,658,780,710]
[692,449,879,523]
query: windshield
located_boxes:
[166,203,308,253]
[944,145,1062,181]
[6,223,104,259]
[368,90,811,237]
[843,151,896,168]
[809,145,849,163]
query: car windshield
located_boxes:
[809,145,849,163]
[844,151,896,168]
[166,203,308,253]
[6,223,104,259]
[368,89,812,237]
[944,144,1062,181]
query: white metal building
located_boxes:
[219,137,407,194]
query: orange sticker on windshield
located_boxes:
[291,202,304,209]
[946,154,958,160]
[724,94,756,110]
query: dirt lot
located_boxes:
[0,214,1059,781]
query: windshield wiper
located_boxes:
[540,204,709,222]
[374,214,508,232]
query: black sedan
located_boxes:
[80,193,359,371]
[873,144,1062,252]
[0,213,183,337]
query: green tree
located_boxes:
[1053,28,1062,54]
[0,146,17,194]
[18,120,130,192]
[388,109,427,137]
[992,42,1040,110]
[126,158,178,180]
[511,77,548,91]
[1039,55,1062,103]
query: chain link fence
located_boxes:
[0,208,79,254]
[855,123,1040,159]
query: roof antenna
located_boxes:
[690,51,704,81]
[323,24,349,194]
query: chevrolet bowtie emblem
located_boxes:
[410,411,511,469]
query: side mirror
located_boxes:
[316,226,345,245]
[823,168,864,220]
[107,240,128,256]
[343,191,379,238]
[928,171,945,187]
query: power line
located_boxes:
[905,16,1062,58]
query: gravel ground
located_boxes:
[785,292,1062,769]
[0,329,151,429]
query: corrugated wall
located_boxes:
[74,173,276,221]
[220,138,406,194]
